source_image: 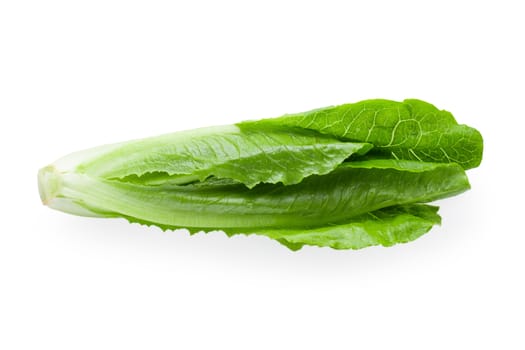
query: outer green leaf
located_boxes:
[39,160,469,230]
[239,99,483,169]
[245,204,441,250]
[61,125,371,188]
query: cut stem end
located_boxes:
[38,165,61,205]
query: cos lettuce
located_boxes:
[38,99,482,250]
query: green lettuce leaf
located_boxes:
[122,204,441,251]
[247,204,441,250]
[239,99,483,169]
[62,125,371,188]
[39,160,469,232]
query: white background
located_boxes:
[1,1,523,349]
